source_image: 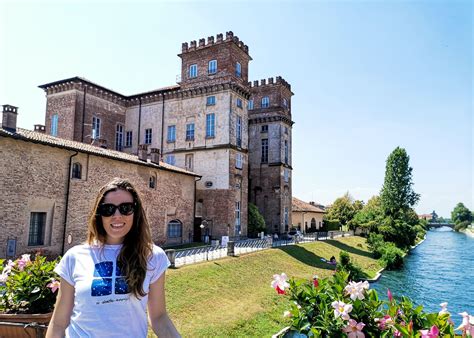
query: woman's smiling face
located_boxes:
[101,189,134,245]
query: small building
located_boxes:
[0,105,199,259]
[291,197,326,233]
[418,211,438,222]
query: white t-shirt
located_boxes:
[54,243,170,338]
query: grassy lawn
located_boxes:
[155,236,381,337]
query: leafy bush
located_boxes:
[0,253,60,314]
[454,220,470,232]
[271,271,464,337]
[378,242,404,270]
[248,202,266,237]
[322,219,341,231]
[337,251,366,281]
[366,233,385,258]
[413,223,426,241]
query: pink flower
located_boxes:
[374,315,393,330]
[387,288,393,302]
[331,300,353,320]
[16,254,31,271]
[455,312,474,336]
[344,281,369,301]
[0,271,8,283]
[47,279,60,293]
[342,319,365,338]
[420,325,439,338]
[271,273,290,294]
[439,302,449,315]
[393,330,402,337]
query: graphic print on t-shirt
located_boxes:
[91,261,129,296]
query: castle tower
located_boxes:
[173,31,252,239]
[179,31,252,90]
[248,77,294,234]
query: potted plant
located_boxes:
[0,253,60,338]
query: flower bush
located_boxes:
[271,271,473,337]
[0,253,60,314]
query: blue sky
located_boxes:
[1,0,472,217]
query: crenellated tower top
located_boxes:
[180,31,250,56]
[248,76,292,93]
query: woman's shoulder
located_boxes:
[151,244,167,257]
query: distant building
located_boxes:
[291,197,326,233]
[0,104,197,258]
[418,210,438,222]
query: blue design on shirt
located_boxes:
[93,261,113,277]
[115,277,129,294]
[91,277,113,296]
[91,261,129,297]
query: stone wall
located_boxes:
[0,135,195,259]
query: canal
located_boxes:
[373,228,474,319]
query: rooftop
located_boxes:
[0,126,200,178]
[292,197,326,213]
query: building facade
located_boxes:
[292,197,326,233]
[0,105,198,259]
[38,31,294,238]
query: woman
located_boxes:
[46,178,180,338]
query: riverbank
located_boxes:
[462,227,474,237]
[367,234,426,283]
[159,236,382,337]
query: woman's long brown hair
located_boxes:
[87,177,153,298]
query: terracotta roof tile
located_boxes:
[0,127,200,178]
[292,197,326,213]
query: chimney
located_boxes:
[34,124,46,133]
[2,105,18,132]
[309,201,315,206]
[150,148,160,164]
[138,144,148,161]
[91,138,107,148]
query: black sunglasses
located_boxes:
[98,202,136,217]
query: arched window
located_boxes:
[72,163,82,179]
[261,96,270,108]
[311,218,316,229]
[149,176,156,189]
[167,220,182,238]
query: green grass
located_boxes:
[154,236,381,337]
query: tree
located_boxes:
[451,202,472,224]
[353,200,365,214]
[248,203,266,237]
[325,192,356,226]
[380,147,420,217]
[351,196,384,232]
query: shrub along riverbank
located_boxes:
[154,236,382,337]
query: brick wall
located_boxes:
[45,91,78,140]
[179,36,251,90]
[0,135,195,259]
